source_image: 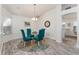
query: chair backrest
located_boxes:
[27,28,31,37]
[20,29,26,41]
[38,29,45,39]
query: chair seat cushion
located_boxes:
[23,37,32,41]
[29,35,34,37]
[26,37,32,39]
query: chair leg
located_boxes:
[24,42,26,47]
[37,41,40,46]
[41,39,45,45]
[31,40,35,46]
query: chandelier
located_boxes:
[32,4,38,21]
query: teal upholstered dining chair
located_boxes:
[21,29,33,46]
[33,28,45,46]
[26,28,34,37]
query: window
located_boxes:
[2,18,12,35]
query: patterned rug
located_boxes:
[17,40,49,52]
[1,38,49,55]
[1,38,79,55]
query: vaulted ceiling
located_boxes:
[2,4,57,18]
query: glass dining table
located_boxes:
[30,31,48,51]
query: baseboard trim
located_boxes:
[65,35,77,38]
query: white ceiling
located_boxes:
[2,4,57,18]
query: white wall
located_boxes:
[0,4,2,54]
[0,4,1,40]
[76,5,79,48]
[1,7,11,21]
[0,7,13,42]
[39,5,62,42]
[12,15,33,39]
[0,7,33,43]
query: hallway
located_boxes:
[63,36,77,48]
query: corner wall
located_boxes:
[0,7,32,43]
[39,5,62,42]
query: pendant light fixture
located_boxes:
[32,4,38,21]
